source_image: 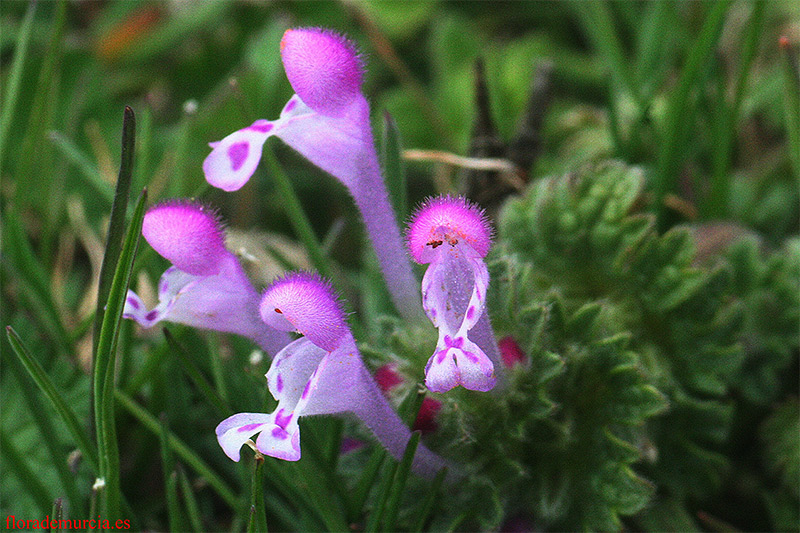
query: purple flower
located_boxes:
[215,272,447,478]
[122,201,290,356]
[407,196,501,393]
[202,27,422,322]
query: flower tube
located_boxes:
[122,201,290,357]
[202,28,422,321]
[215,271,447,479]
[407,196,502,393]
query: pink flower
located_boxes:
[122,201,289,356]
[215,272,447,478]
[407,196,502,393]
[203,28,422,321]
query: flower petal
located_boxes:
[125,258,290,356]
[280,28,363,116]
[215,412,272,462]
[255,416,301,461]
[425,336,495,393]
[272,95,371,190]
[143,201,228,276]
[421,249,481,334]
[202,121,273,192]
[122,266,196,328]
[260,272,348,352]
[407,196,492,264]
[424,346,460,393]
[266,338,326,404]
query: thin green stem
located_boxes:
[248,458,268,533]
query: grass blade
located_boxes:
[93,106,137,355]
[707,1,766,217]
[350,447,386,521]
[164,328,229,417]
[412,467,448,532]
[654,1,731,224]
[3,209,72,354]
[261,146,331,279]
[780,36,800,177]
[5,350,81,510]
[178,467,204,533]
[15,0,67,207]
[381,431,421,530]
[0,428,52,513]
[0,0,37,168]
[48,131,114,205]
[573,0,643,109]
[5,326,98,471]
[364,459,399,532]
[93,187,147,519]
[114,389,238,509]
[381,112,407,223]
[159,414,184,532]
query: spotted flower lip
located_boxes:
[407,196,502,393]
[202,27,423,322]
[122,201,290,357]
[216,272,448,479]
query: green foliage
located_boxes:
[2,2,797,532]
[488,161,797,524]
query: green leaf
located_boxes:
[762,398,800,497]
[5,326,98,472]
[93,106,137,355]
[114,390,238,510]
[381,431,421,530]
[381,112,408,223]
[93,187,147,519]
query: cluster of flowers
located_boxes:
[123,28,508,478]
